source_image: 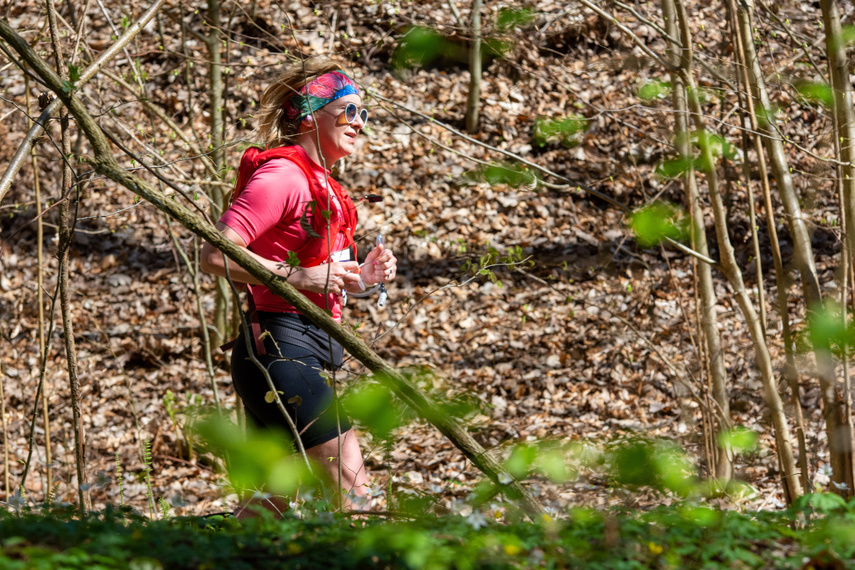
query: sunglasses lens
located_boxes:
[359,109,368,126]
[345,103,357,123]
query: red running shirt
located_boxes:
[219,146,350,320]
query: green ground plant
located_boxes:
[3,494,855,569]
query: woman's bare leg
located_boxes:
[306,428,369,509]
[233,429,368,518]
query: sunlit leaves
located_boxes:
[655,156,694,178]
[630,201,689,247]
[342,381,404,440]
[801,302,855,356]
[638,80,672,101]
[503,442,576,483]
[656,131,742,178]
[796,80,834,108]
[718,427,758,453]
[196,415,311,496]
[391,26,462,75]
[691,131,741,163]
[609,438,696,496]
[466,162,536,188]
[533,115,587,148]
[792,492,848,515]
[483,38,513,58]
[497,8,535,31]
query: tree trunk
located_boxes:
[661,0,732,482]
[672,0,802,500]
[735,0,851,494]
[821,0,855,495]
[465,0,482,134]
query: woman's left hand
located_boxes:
[361,243,397,285]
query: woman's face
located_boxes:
[312,94,366,164]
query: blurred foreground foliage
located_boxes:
[5,427,855,568]
[4,496,855,569]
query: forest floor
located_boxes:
[0,0,846,518]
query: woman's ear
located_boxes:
[303,114,314,124]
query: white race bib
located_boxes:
[330,248,351,263]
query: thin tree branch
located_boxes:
[576,0,678,73]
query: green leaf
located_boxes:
[793,492,848,514]
[638,81,672,101]
[533,115,587,148]
[630,201,689,247]
[483,38,513,58]
[68,64,80,83]
[299,202,323,239]
[497,8,535,31]
[796,80,834,108]
[718,427,758,452]
[655,156,694,178]
[342,382,402,440]
[285,250,301,268]
[391,26,449,72]
[196,415,307,494]
[533,447,574,483]
[806,301,855,355]
[483,163,535,188]
[505,444,537,478]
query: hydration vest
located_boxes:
[232,145,358,267]
[225,145,358,356]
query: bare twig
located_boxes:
[576,0,678,72]
[164,218,221,411]
[46,0,88,511]
[0,359,9,499]
[24,72,51,495]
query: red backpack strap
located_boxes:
[230,146,263,205]
[221,146,268,355]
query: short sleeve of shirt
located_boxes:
[219,159,312,246]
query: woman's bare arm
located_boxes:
[200,221,361,295]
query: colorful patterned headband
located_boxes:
[284,71,360,122]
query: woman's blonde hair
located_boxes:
[256,57,345,149]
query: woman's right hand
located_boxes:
[288,261,362,295]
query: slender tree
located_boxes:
[205,0,231,343]
[735,0,852,494]
[821,0,855,492]
[45,0,88,510]
[671,0,802,500]
[661,0,732,482]
[724,0,812,492]
[24,74,52,496]
[465,0,482,134]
